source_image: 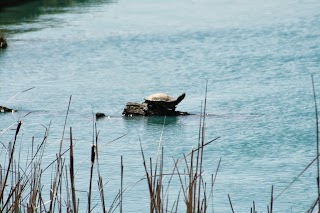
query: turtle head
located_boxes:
[175,93,186,105]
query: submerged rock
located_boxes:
[122,102,148,116]
[0,106,16,113]
[122,93,189,116]
[96,112,106,119]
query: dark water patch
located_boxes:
[0,0,117,34]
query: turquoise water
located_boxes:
[1,0,320,212]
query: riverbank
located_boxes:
[0,0,36,8]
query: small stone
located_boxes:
[0,106,16,113]
[96,112,106,119]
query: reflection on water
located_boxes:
[123,115,180,126]
[144,116,179,126]
[0,0,116,34]
[123,116,179,126]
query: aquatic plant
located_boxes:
[0,97,124,213]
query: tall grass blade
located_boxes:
[311,74,320,211]
[88,144,95,213]
[69,127,77,213]
[0,120,21,211]
[120,155,123,213]
[270,185,274,213]
[228,194,235,213]
[3,87,35,106]
[49,95,72,212]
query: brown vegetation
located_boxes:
[1,77,320,212]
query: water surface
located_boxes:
[1,0,320,212]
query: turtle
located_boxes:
[144,93,186,110]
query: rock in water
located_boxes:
[122,93,189,116]
[122,102,148,116]
[96,112,106,119]
[0,106,16,113]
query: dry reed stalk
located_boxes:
[97,176,106,213]
[138,81,220,213]
[13,164,20,213]
[306,198,317,213]
[207,157,221,205]
[228,194,235,213]
[140,139,155,212]
[3,87,35,107]
[120,155,124,213]
[1,120,65,212]
[269,185,274,213]
[28,164,39,212]
[53,158,66,212]
[88,113,96,213]
[140,137,170,213]
[93,119,125,213]
[182,82,218,213]
[73,133,127,176]
[64,166,71,212]
[174,155,189,212]
[108,190,121,212]
[175,146,214,213]
[312,75,320,211]
[88,144,95,213]
[95,125,107,213]
[159,147,164,212]
[2,179,22,212]
[275,151,320,200]
[69,127,77,213]
[49,95,72,212]
[301,76,320,212]
[0,120,21,211]
[197,84,207,213]
[275,76,320,211]
[60,160,66,212]
[20,125,49,211]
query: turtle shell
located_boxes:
[144,93,185,108]
[144,93,176,102]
